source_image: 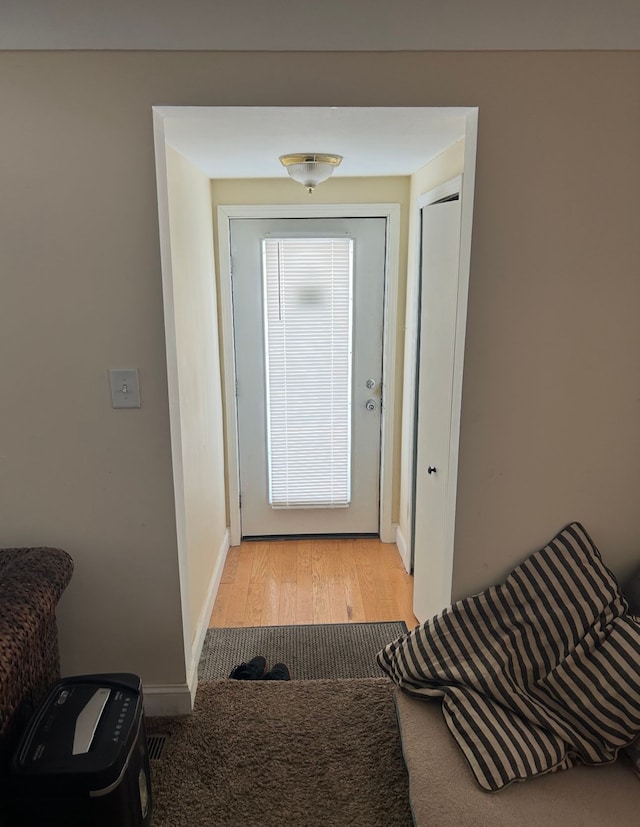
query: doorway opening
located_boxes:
[152,106,478,672]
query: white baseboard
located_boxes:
[379,520,396,544]
[143,683,193,717]
[186,528,231,701]
[143,530,230,717]
[396,524,411,574]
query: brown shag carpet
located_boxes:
[147,678,412,827]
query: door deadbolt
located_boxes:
[366,378,377,389]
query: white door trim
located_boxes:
[417,176,462,211]
[218,203,401,545]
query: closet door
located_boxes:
[413,196,461,622]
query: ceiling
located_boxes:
[158,107,472,180]
[2,0,640,50]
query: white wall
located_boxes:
[1,51,639,703]
[164,147,228,656]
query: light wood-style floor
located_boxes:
[209,537,418,629]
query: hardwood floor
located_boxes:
[209,537,419,629]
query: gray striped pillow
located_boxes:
[378,522,640,791]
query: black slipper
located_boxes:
[228,655,267,680]
[263,662,290,681]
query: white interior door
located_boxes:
[413,196,462,622]
[231,217,386,537]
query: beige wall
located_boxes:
[165,147,227,642]
[1,51,639,690]
[211,175,411,525]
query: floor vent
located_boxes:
[147,734,169,760]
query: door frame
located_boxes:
[399,121,476,589]
[217,203,401,545]
[411,175,462,570]
[410,179,462,621]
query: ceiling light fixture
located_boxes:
[279,153,343,194]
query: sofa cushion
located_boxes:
[395,690,640,827]
[378,522,640,791]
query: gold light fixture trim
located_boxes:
[279,153,343,194]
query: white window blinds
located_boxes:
[262,237,353,508]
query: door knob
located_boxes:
[427,466,437,474]
[365,398,377,411]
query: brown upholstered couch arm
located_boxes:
[0,547,73,771]
[0,547,73,626]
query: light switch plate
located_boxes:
[110,369,140,408]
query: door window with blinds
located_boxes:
[262,237,353,508]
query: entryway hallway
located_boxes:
[209,538,418,629]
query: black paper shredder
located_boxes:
[11,673,152,827]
